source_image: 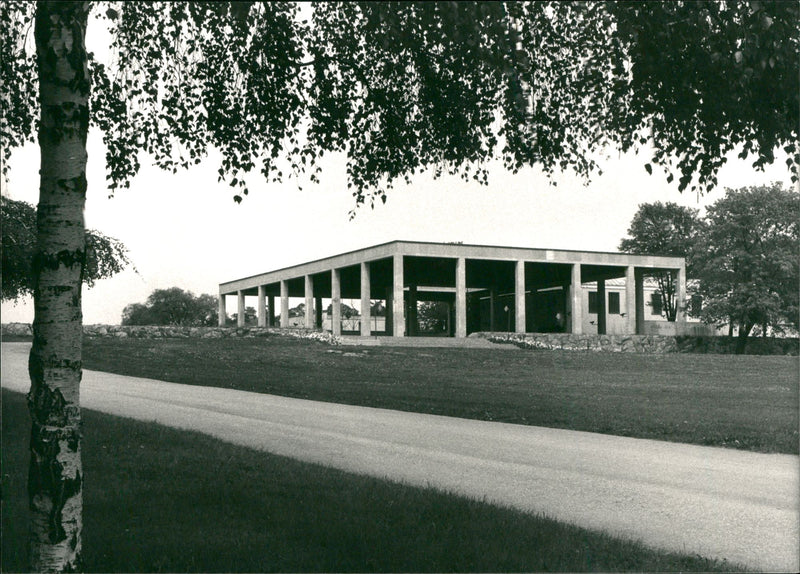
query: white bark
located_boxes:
[28,2,90,571]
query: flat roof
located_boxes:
[220,240,684,295]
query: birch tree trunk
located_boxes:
[28,2,90,571]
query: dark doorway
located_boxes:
[531,288,567,333]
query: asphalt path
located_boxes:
[2,342,798,571]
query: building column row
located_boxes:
[625,265,636,334]
[218,291,275,327]
[220,257,683,337]
[392,254,405,337]
[237,291,246,327]
[675,265,686,323]
[514,260,525,334]
[227,258,395,336]
[569,263,583,334]
[218,289,281,328]
[360,261,371,336]
[226,278,326,330]
[331,268,342,336]
[219,258,570,335]
[280,280,289,328]
[218,295,226,327]
[257,285,267,327]
[305,275,314,329]
[456,257,467,338]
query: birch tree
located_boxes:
[1,1,797,571]
[23,4,91,570]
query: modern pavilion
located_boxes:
[218,240,687,337]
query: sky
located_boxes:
[1,6,795,326]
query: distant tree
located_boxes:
[328,301,361,331]
[231,305,257,326]
[326,302,357,318]
[619,202,702,320]
[342,303,357,319]
[370,300,386,317]
[0,196,33,303]
[418,302,450,333]
[195,294,222,326]
[1,196,133,303]
[289,303,305,318]
[120,302,153,326]
[692,183,799,353]
[122,288,219,326]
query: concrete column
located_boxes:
[625,266,636,334]
[305,275,314,329]
[268,295,275,328]
[237,291,246,328]
[393,254,405,337]
[331,268,342,336]
[515,260,526,334]
[635,268,645,335]
[218,294,226,327]
[257,285,267,327]
[280,280,289,328]
[456,257,467,338]
[569,263,583,334]
[597,279,606,335]
[360,261,371,336]
[315,296,323,328]
[675,265,686,323]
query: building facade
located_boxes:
[219,240,689,337]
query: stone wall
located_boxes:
[475,332,679,353]
[1,323,341,345]
[472,331,798,355]
[4,323,796,354]
[3,323,32,337]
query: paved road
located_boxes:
[3,342,798,571]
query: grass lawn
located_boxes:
[2,389,745,573]
[81,336,799,453]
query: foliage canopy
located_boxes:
[619,202,702,260]
[121,287,219,326]
[609,1,798,192]
[417,301,452,333]
[692,183,799,346]
[618,202,702,321]
[2,1,797,208]
[1,196,133,303]
[620,187,799,339]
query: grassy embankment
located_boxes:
[2,389,744,572]
[80,335,799,453]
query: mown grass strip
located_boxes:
[81,336,799,453]
[2,389,745,572]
